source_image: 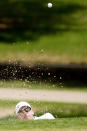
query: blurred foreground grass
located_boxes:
[0,117,87,131]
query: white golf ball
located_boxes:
[48,3,52,8]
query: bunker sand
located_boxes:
[0,88,87,103]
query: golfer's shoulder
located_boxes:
[44,112,55,119]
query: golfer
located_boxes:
[15,101,55,120]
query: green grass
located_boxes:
[0,31,87,63]
[0,80,87,92]
[0,0,87,63]
[0,117,87,131]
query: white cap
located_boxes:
[15,101,31,115]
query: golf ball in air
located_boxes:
[48,3,52,8]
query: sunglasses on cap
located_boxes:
[18,106,31,114]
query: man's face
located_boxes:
[17,106,34,120]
